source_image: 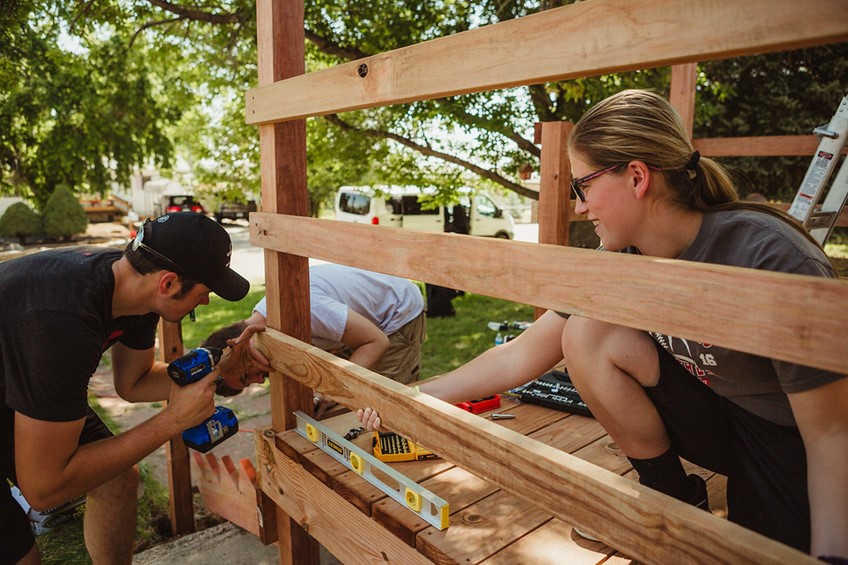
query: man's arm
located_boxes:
[14,369,219,511]
[340,310,390,370]
[788,377,848,558]
[216,323,274,381]
[110,343,171,402]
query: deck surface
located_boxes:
[273,397,728,565]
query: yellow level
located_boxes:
[294,411,450,530]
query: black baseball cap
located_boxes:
[134,212,249,301]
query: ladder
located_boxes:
[788,94,848,245]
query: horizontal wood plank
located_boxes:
[255,430,433,565]
[481,518,614,565]
[250,213,848,373]
[245,0,848,124]
[254,330,816,565]
[694,135,848,157]
[417,489,551,564]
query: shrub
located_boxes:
[0,202,42,244]
[42,185,88,241]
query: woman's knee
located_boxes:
[562,316,617,362]
[563,317,659,387]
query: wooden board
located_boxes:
[251,213,848,374]
[694,135,848,157]
[256,395,747,564]
[245,0,848,124]
[256,430,433,565]
[253,333,816,564]
[193,453,278,544]
[416,489,551,564]
[481,518,616,565]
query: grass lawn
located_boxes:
[419,292,534,378]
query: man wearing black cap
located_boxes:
[0,212,254,564]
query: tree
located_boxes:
[42,185,88,241]
[697,46,847,201]
[128,0,845,208]
[5,1,846,213]
[0,1,182,208]
[0,201,41,245]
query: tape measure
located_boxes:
[294,411,450,530]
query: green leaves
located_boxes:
[0,201,41,244]
[42,185,88,239]
[3,1,845,213]
[0,2,178,207]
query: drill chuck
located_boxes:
[167,347,224,386]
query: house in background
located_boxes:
[112,169,193,220]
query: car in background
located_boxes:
[163,194,205,215]
[215,199,257,223]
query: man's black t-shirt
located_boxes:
[0,247,159,422]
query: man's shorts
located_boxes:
[1,406,113,562]
[334,311,427,385]
[646,339,810,552]
[374,311,426,385]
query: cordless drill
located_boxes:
[167,347,239,453]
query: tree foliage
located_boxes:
[42,184,88,240]
[2,1,846,213]
[697,46,847,201]
[0,1,181,208]
[0,201,41,244]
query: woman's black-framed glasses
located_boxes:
[132,219,186,275]
[570,164,624,203]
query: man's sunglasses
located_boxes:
[132,219,186,276]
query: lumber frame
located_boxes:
[250,213,847,374]
[255,430,434,565]
[537,122,573,248]
[237,0,848,563]
[669,63,697,136]
[255,1,318,564]
[245,0,848,124]
[253,329,816,565]
[157,320,194,536]
[694,135,848,157]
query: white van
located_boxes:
[334,186,515,239]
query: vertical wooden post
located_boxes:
[534,121,573,319]
[669,63,698,137]
[256,1,318,564]
[158,320,195,535]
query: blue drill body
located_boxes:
[167,347,238,453]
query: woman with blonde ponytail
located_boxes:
[563,89,846,560]
[359,89,847,561]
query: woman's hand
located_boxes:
[356,407,385,432]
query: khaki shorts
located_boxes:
[334,311,426,385]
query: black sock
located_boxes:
[627,447,689,500]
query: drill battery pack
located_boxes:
[455,395,501,414]
[182,406,239,453]
[372,432,439,463]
